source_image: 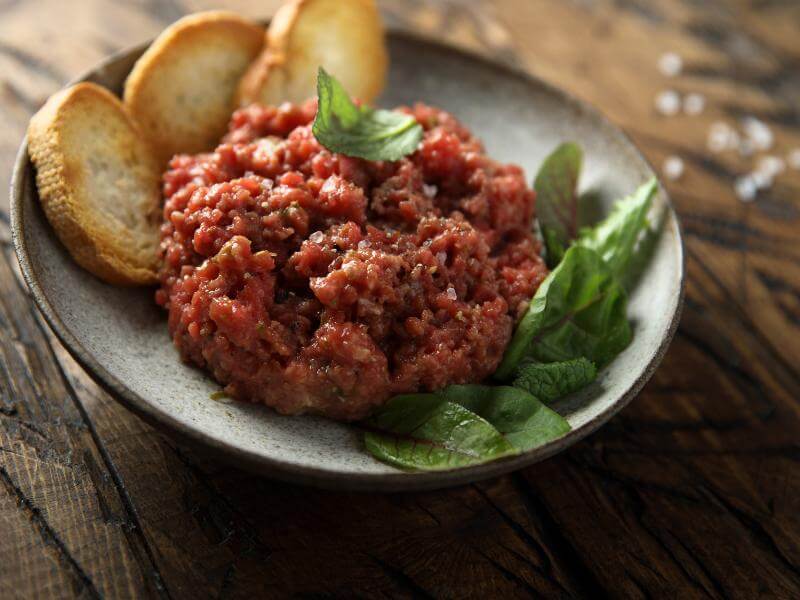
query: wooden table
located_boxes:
[1,1,799,597]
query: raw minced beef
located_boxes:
[156,100,547,421]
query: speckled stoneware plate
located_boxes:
[11,32,684,491]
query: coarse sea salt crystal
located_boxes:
[436,251,447,265]
[735,176,758,202]
[357,239,371,250]
[756,155,785,178]
[787,148,800,170]
[707,121,732,153]
[742,116,773,151]
[446,287,457,300]
[683,93,705,115]
[423,183,437,198]
[658,52,683,77]
[655,90,681,116]
[750,170,772,190]
[663,155,684,180]
[309,231,324,243]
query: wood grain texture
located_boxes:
[1,0,798,598]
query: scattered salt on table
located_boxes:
[741,116,773,151]
[683,93,705,115]
[756,155,785,178]
[663,155,684,180]
[750,170,772,190]
[655,90,681,116]
[734,176,757,202]
[708,122,734,153]
[658,52,683,77]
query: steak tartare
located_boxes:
[156,101,548,421]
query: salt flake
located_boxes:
[658,52,683,77]
[655,90,681,116]
[734,176,757,202]
[756,155,785,178]
[750,170,772,190]
[707,121,732,153]
[683,93,705,116]
[742,116,773,151]
[663,156,684,180]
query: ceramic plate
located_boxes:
[11,32,684,491]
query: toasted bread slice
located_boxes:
[236,0,387,107]
[124,11,264,165]
[28,82,161,286]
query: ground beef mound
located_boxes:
[156,101,548,421]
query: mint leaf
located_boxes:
[541,224,565,268]
[513,358,597,403]
[439,385,571,451]
[576,178,658,282]
[362,394,517,471]
[312,67,423,161]
[494,245,632,380]
[534,142,583,250]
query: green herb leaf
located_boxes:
[362,394,517,471]
[440,385,571,451]
[494,245,632,380]
[576,178,658,281]
[534,142,583,250]
[541,224,566,269]
[312,67,424,161]
[512,358,597,402]
[618,203,667,292]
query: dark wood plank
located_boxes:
[0,246,164,598]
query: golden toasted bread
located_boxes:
[27,82,161,286]
[236,0,387,107]
[124,11,264,165]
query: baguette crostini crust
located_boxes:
[236,0,387,107]
[124,10,264,165]
[28,82,161,285]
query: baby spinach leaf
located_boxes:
[440,385,571,451]
[534,142,583,251]
[312,67,424,161]
[494,245,632,380]
[362,394,517,471]
[576,178,658,281]
[513,358,597,403]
